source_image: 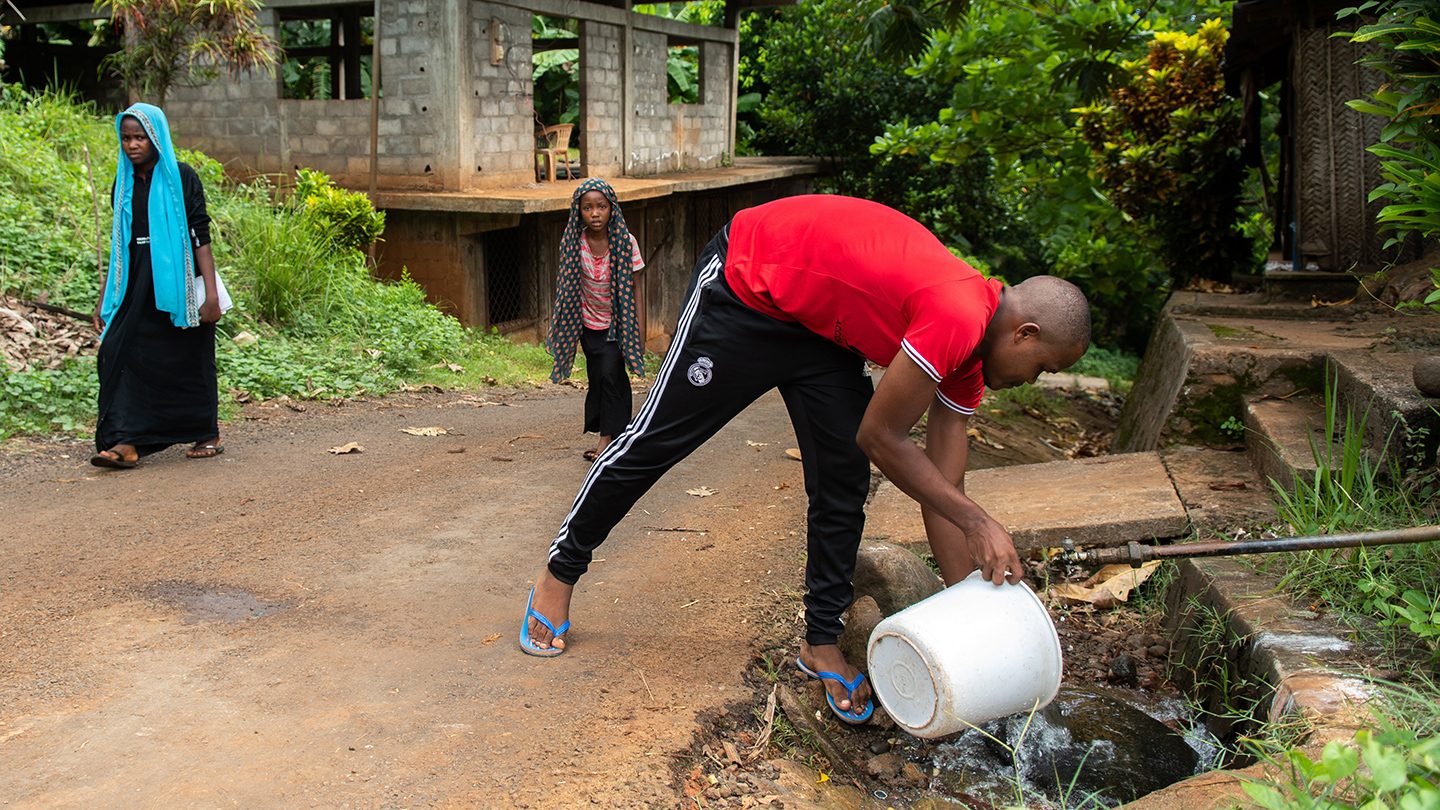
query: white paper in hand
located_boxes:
[194,271,234,314]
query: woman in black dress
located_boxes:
[90,103,225,469]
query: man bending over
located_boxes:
[520,194,1090,724]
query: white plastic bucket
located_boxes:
[866,571,1063,739]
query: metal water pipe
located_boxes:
[1058,525,1440,568]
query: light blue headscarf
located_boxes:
[100,102,199,339]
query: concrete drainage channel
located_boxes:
[756,291,1439,809]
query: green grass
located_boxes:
[0,85,553,440]
[1242,677,1440,810]
[1260,376,1440,668]
[1068,344,1140,393]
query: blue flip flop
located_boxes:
[796,657,874,724]
[519,587,570,657]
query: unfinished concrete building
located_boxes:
[4,0,813,347]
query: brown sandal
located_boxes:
[90,449,138,469]
[186,441,225,459]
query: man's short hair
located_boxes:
[1015,276,1091,351]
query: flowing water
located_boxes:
[927,685,1224,808]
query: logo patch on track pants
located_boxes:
[687,356,714,386]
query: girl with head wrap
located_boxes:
[90,103,225,469]
[545,179,646,462]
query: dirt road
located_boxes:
[0,385,813,808]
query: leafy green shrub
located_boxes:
[0,360,97,439]
[1069,344,1141,391]
[224,200,355,327]
[1245,730,1440,810]
[0,85,114,310]
[1339,0,1440,311]
[1074,19,1256,286]
[1357,580,1440,666]
[292,168,385,253]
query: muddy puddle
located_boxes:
[142,581,290,623]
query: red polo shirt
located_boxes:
[723,195,1000,414]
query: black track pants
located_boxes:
[546,226,875,645]
[580,327,632,437]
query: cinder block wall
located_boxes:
[627,32,731,175]
[467,2,536,188]
[164,0,736,188]
[580,19,624,179]
[167,0,456,190]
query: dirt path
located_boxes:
[0,385,813,808]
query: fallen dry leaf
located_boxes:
[400,426,449,436]
[784,448,802,461]
[1049,560,1162,608]
[327,442,364,455]
[481,633,502,645]
[686,486,717,497]
[1,295,99,373]
[967,426,1005,450]
[1207,480,1250,491]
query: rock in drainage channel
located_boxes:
[142,581,291,622]
[776,680,1221,809]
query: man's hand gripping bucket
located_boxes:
[866,571,1063,739]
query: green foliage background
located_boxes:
[0,86,550,440]
[1075,19,1253,287]
[1341,0,1440,310]
[742,0,1256,351]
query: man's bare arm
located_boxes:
[856,353,1021,584]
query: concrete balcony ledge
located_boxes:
[372,157,823,214]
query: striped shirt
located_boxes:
[580,233,645,330]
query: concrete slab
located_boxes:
[372,157,821,214]
[1160,445,1277,534]
[1329,348,1440,467]
[1244,395,1325,494]
[864,452,1189,551]
[1035,371,1109,390]
[1166,556,1388,724]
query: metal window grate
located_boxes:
[484,229,535,330]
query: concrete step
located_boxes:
[1159,445,1276,535]
[1244,395,1325,494]
[1114,306,1373,452]
[1328,349,1440,469]
[1263,269,1360,302]
[1115,291,1440,467]
[864,452,1189,552]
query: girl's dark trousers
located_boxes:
[546,225,875,646]
[580,328,632,437]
